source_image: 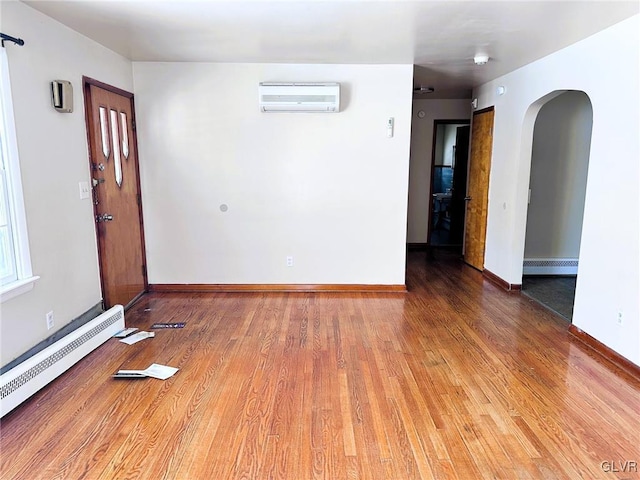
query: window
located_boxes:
[0,118,17,284]
[0,47,37,302]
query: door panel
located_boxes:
[464,108,494,271]
[84,80,146,308]
[449,125,470,245]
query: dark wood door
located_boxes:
[449,125,470,245]
[84,78,147,308]
[464,108,494,271]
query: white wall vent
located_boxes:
[523,258,579,275]
[259,83,340,113]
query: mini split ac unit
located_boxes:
[259,83,340,113]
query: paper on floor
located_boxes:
[119,331,155,345]
[144,364,179,380]
[114,363,179,380]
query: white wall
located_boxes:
[524,91,592,259]
[0,2,133,366]
[474,15,639,365]
[133,63,413,285]
[407,99,470,243]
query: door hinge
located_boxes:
[132,120,136,131]
[142,264,147,277]
[137,193,141,205]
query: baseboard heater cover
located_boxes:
[523,258,578,275]
[0,305,124,417]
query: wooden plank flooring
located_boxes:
[1,250,639,479]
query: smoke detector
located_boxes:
[474,54,489,65]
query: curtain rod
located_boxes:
[1,33,25,47]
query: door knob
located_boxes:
[96,213,113,223]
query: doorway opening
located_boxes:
[522,91,593,321]
[428,120,470,250]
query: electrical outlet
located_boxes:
[46,311,54,330]
[286,256,294,267]
[617,311,623,326]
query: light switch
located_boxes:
[79,181,90,200]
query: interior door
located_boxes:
[449,125,470,245]
[83,78,147,308]
[464,108,494,271]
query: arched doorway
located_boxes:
[521,91,593,320]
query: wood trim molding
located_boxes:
[83,76,134,98]
[407,243,428,251]
[149,284,407,293]
[482,269,522,292]
[569,325,640,379]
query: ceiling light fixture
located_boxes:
[474,54,489,66]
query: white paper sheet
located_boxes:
[119,331,155,345]
[114,363,179,380]
[144,363,179,380]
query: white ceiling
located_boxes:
[20,0,639,98]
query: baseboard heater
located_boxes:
[523,258,578,275]
[0,305,124,417]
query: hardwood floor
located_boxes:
[1,250,639,479]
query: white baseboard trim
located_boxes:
[523,258,578,275]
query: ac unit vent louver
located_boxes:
[259,83,340,113]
